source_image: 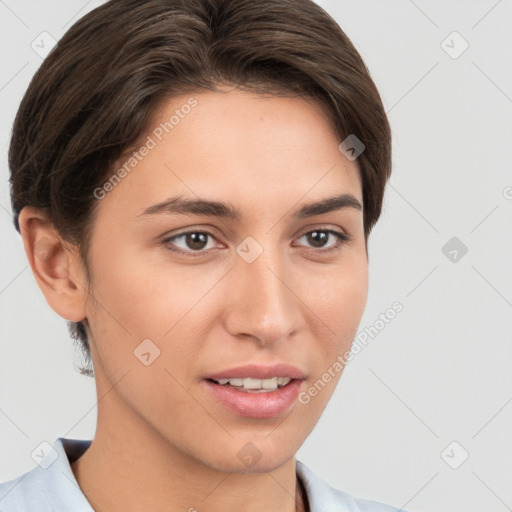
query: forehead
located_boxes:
[98,88,362,221]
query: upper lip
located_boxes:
[205,363,306,381]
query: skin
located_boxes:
[18,86,368,512]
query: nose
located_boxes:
[222,240,303,347]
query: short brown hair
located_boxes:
[9,0,392,378]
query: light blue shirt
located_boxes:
[0,437,407,511]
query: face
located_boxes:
[79,87,368,473]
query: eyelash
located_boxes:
[161,227,352,258]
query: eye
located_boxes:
[161,227,351,257]
[162,230,218,257]
[293,228,351,253]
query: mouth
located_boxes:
[206,376,293,393]
[203,364,306,418]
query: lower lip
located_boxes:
[204,379,303,418]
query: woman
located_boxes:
[2,0,405,510]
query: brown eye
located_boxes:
[163,231,217,256]
[294,229,350,252]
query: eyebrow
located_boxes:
[137,193,362,221]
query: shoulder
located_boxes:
[296,460,408,512]
[0,437,93,512]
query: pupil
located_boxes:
[308,230,327,248]
[187,232,208,250]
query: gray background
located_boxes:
[1,1,511,511]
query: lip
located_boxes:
[203,363,306,419]
[204,378,304,418]
[204,363,306,380]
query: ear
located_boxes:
[18,206,88,322]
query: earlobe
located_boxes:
[18,206,88,323]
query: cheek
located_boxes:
[296,255,367,398]
[328,271,367,343]
[84,253,203,410]
[85,244,191,337]
[84,245,226,381]
[303,255,368,343]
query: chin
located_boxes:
[192,440,294,475]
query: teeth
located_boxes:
[213,377,292,391]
